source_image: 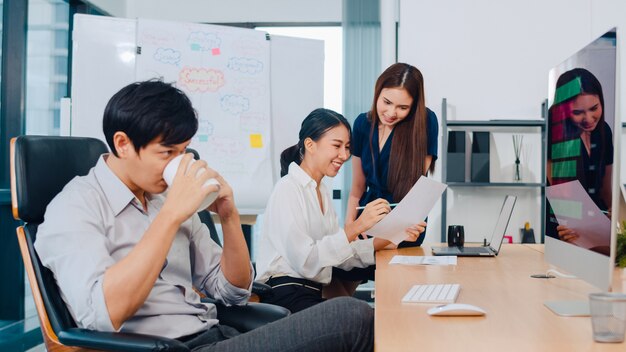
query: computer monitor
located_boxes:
[544,28,620,316]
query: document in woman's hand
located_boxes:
[364,176,447,244]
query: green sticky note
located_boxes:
[551,139,581,160]
[549,199,583,219]
[554,77,582,105]
[552,160,577,178]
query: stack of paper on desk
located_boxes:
[389,255,457,265]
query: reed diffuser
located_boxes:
[513,135,523,182]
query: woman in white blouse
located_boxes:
[255,108,425,312]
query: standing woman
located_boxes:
[330,63,438,295]
[255,108,421,313]
[347,62,438,243]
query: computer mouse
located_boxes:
[427,303,486,316]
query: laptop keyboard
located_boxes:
[458,247,491,254]
[402,284,461,304]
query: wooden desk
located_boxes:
[374,244,625,351]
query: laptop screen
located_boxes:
[489,195,517,253]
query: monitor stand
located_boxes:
[544,301,590,316]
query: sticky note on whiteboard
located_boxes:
[250,134,263,148]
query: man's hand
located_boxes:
[161,154,220,223]
[207,173,237,220]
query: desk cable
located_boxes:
[530,269,577,279]
[545,269,577,279]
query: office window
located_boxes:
[26,0,69,136]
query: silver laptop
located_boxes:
[432,195,517,257]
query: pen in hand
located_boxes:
[356,203,399,210]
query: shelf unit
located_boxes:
[439,98,548,243]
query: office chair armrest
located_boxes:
[202,298,290,332]
[216,302,290,332]
[58,328,190,351]
[252,281,273,299]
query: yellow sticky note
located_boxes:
[250,134,263,148]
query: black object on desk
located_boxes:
[471,131,490,182]
[446,131,467,182]
[447,225,465,247]
[520,227,536,243]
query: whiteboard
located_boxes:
[135,19,273,213]
[269,35,324,181]
[71,15,137,141]
[70,14,324,214]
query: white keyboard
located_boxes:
[402,284,461,304]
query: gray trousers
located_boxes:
[184,296,374,351]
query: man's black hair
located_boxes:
[103,80,198,156]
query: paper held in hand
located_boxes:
[546,180,611,249]
[363,176,447,244]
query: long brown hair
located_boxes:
[368,63,433,202]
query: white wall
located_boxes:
[399,0,626,244]
[88,0,342,23]
[593,0,626,186]
[399,0,594,121]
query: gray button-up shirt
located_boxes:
[35,156,252,339]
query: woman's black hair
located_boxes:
[280,108,351,177]
[103,80,198,156]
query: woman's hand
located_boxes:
[358,198,391,230]
[404,221,427,242]
[345,198,390,241]
[373,238,396,250]
[556,225,579,243]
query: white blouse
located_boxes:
[256,162,375,285]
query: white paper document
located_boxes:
[363,176,447,244]
[389,255,457,266]
[546,180,610,250]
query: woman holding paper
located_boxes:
[546,68,613,253]
[255,108,423,313]
[346,63,437,243]
[327,63,437,297]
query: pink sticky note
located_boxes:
[212,48,221,56]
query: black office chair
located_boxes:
[186,148,274,302]
[11,136,287,352]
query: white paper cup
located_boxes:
[163,154,220,212]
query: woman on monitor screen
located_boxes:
[546,68,613,255]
